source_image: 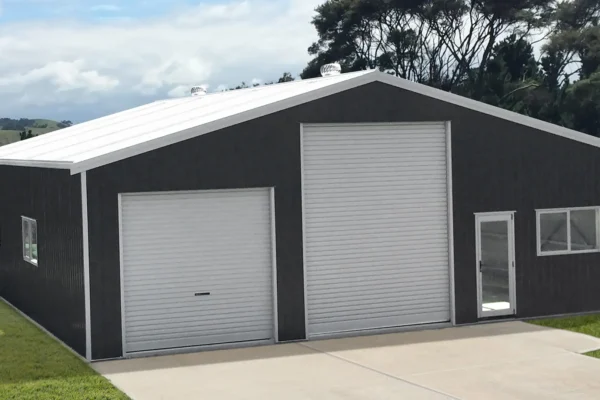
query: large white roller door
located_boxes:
[120,189,274,354]
[303,123,451,337]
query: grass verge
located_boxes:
[529,313,600,359]
[0,300,129,400]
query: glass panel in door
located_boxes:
[480,219,513,316]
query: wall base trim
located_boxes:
[112,339,275,361]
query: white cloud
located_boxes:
[91,4,121,12]
[137,57,212,94]
[175,0,252,25]
[251,77,262,86]
[0,0,321,118]
[167,85,190,98]
[0,60,119,92]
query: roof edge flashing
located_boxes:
[0,159,73,170]
[7,69,600,175]
[373,72,600,150]
[69,72,380,174]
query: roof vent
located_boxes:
[320,63,342,77]
[191,86,207,97]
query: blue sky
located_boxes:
[2,0,227,22]
[0,0,320,122]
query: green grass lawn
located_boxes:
[0,130,21,146]
[32,119,61,129]
[0,300,129,400]
[529,314,600,359]
[0,119,62,146]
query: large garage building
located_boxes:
[1,68,600,361]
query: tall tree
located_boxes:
[302,0,600,137]
[539,0,600,133]
[277,72,295,83]
[19,130,36,141]
[57,120,73,129]
[302,0,552,94]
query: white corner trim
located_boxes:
[81,172,92,361]
[445,121,456,325]
[270,187,279,343]
[118,193,127,357]
[0,297,88,363]
[299,123,309,339]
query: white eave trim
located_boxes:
[0,159,72,170]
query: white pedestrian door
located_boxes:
[303,123,451,337]
[476,212,516,318]
[120,189,274,354]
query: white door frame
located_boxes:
[118,187,279,358]
[475,211,517,319]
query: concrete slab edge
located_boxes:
[579,347,600,355]
[521,313,600,356]
[298,342,460,400]
[0,297,88,363]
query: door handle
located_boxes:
[479,261,484,272]
[194,292,210,297]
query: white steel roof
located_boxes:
[1,69,599,175]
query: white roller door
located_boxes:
[303,123,451,337]
[120,189,275,354]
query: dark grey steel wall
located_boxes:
[87,81,600,360]
[0,166,85,355]
[356,84,600,324]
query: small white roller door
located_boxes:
[303,123,451,337]
[120,189,274,354]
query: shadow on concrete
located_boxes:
[92,320,565,374]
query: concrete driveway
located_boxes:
[94,322,600,400]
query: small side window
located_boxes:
[22,217,38,266]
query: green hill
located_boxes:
[0,119,67,146]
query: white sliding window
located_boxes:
[537,207,600,256]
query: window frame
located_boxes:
[536,206,600,256]
[21,216,38,266]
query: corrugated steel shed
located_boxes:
[1,69,599,174]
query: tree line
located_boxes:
[295,0,600,137]
[0,119,73,142]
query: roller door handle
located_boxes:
[194,292,211,297]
